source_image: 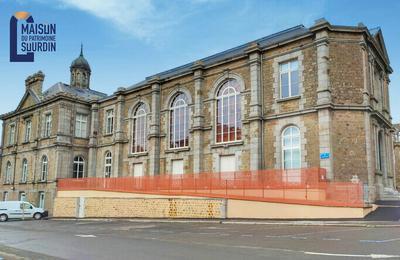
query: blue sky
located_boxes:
[0,0,399,138]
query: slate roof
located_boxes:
[43,82,107,101]
[123,24,311,92]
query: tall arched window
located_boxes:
[282,126,301,169]
[21,159,28,183]
[132,103,147,153]
[170,93,189,148]
[4,162,12,184]
[216,79,241,143]
[40,156,48,181]
[104,151,112,178]
[73,156,85,178]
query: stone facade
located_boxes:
[53,197,225,219]
[0,19,396,214]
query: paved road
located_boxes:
[1,219,400,260]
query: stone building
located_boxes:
[0,19,396,214]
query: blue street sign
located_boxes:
[320,153,330,159]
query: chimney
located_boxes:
[25,71,45,95]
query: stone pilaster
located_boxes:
[192,61,204,173]
[246,43,263,170]
[113,89,126,177]
[1,121,5,148]
[56,103,72,144]
[316,31,331,105]
[384,129,394,188]
[88,102,99,177]
[148,77,161,176]
[315,30,333,179]
[361,43,375,202]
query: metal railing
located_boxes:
[57,167,364,207]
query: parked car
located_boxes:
[0,201,48,222]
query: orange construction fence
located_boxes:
[57,167,365,207]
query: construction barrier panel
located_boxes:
[57,167,364,207]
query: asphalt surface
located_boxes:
[365,201,400,221]
[1,219,400,260]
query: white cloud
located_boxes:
[56,0,172,41]
[56,0,220,42]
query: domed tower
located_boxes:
[70,45,91,89]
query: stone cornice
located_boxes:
[0,93,91,120]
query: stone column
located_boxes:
[316,30,333,179]
[113,88,126,177]
[148,77,161,175]
[87,102,99,177]
[246,43,263,170]
[191,61,205,173]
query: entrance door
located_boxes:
[172,160,184,175]
[133,163,144,177]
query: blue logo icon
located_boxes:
[10,12,56,62]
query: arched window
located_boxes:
[132,103,147,153]
[216,79,241,143]
[73,156,85,178]
[21,159,28,183]
[4,162,12,184]
[282,126,301,169]
[170,93,189,148]
[40,156,48,181]
[104,151,112,178]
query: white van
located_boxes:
[0,201,47,222]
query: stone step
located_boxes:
[379,197,400,202]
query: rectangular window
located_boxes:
[279,60,299,99]
[219,155,236,180]
[24,120,32,142]
[105,109,114,135]
[171,159,184,175]
[3,192,8,201]
[38,192,45,209]
[75,113,88,138]
[21,160,28,183]
[8,124,15,145]
[44,114,52,137]
[133,163,144,177]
